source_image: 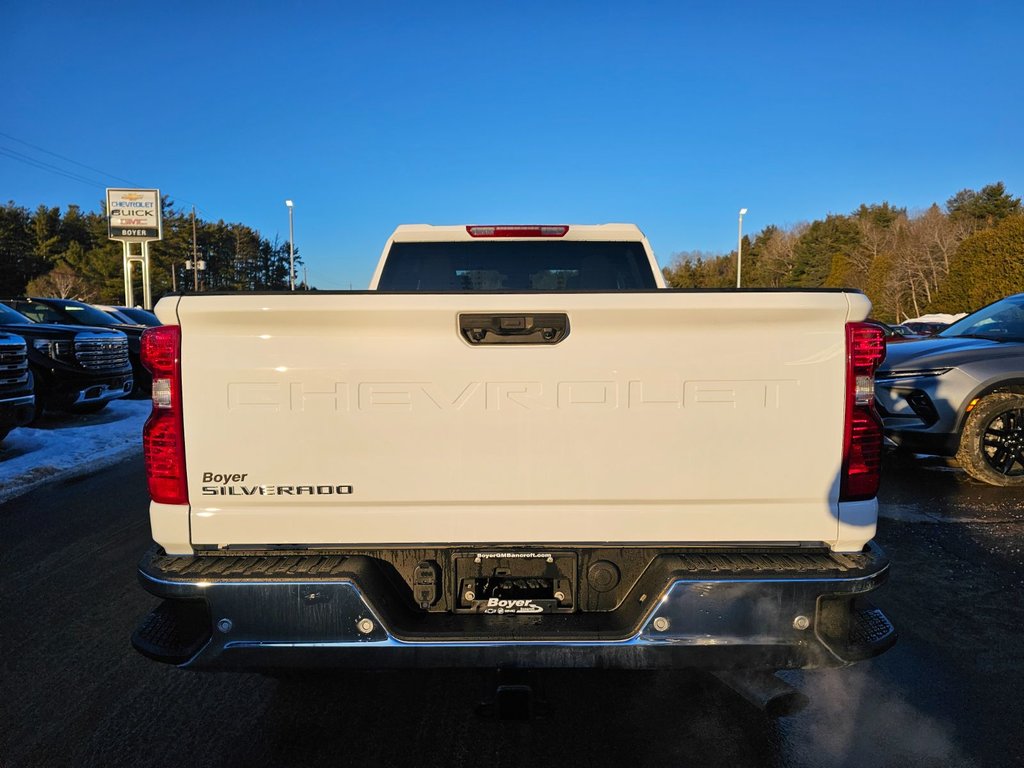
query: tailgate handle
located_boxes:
[459,313,570,345]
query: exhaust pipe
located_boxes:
[712,671,809,718]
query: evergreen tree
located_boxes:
[946,182,1022,229]
[824,252,858,289]
[789,215,861,287]
[59,204,93,252]
[0,202,39,295]
[31,205,62,266]
[932,214,1024,312]
[866,252,898,321]
[744,224,803,287]
[663,251,732,288]
[854,202,905,229]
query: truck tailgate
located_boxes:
[167,291,868,549]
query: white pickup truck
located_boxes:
[132,223,894,684]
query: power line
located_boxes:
[0,130,208,213]
[0,146,108,189]
[0,130,144,187]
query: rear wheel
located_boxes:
[955,393,1024,486]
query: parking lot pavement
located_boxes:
[878,452,1024,579]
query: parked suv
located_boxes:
[2,298,149,394]
[0,331,35,441]
[0,303,132,416]
[875,292,1024,486]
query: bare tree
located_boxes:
[916,204,969,278]
[24,264,95,301]
[853,213,900,276]
[752,223,806,287]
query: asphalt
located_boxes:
[0,454,1021,768]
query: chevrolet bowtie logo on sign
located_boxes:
[106,188,162,242]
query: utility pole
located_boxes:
[171,264,177,292]
[303,266,308,290]
[192,205,199,291]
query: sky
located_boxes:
[2,1,1022,290]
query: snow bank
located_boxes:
[0,399,150,503]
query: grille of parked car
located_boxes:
[0,339,30,392]
[75,336,129,370]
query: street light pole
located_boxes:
[285,199,295,291]
[736,207,748,289]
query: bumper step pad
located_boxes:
[848,604,897,657]
[131,599,211,664]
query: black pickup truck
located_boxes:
[0,331,35,442]
[2,298,150,394]
[0,303,133,416]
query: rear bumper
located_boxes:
[133,543,895,671]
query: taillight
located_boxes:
[141,326,187,504]
[466,225,569,237]
[841,322,886,500]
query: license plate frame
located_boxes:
[452,550,577,614]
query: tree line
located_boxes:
[0,196,302,303]
[2,184,1021,318]
[663,182,1024,321]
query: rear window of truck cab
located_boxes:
[377,241,657,291]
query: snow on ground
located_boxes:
[0,399,150,504]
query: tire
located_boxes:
[955,393,1024,486]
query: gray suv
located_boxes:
[875,293,1024,486]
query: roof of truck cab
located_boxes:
[388,224,647,242]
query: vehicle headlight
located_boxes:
[31,338,74,361]
[876,367,952,380]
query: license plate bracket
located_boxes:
[452,551,577,614]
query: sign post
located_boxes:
[106,188,162,309]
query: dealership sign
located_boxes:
[107,188,160,309]
[107,188,162,241]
